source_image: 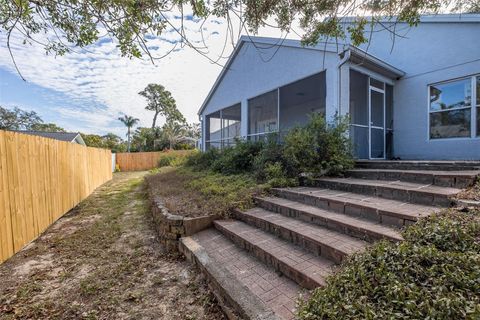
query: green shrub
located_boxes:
[283,113,354,176]
[158,155,176,167]
[297,209,480,319]
[210,139,264,174]
[157,151,190,168]
[263,162,299,188]
[185,148,220,170]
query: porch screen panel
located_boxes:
[349,69,369,158]
[248,90,278,137]
[206,111,222,142]
[221,103,241,147]
[279,72,326,132]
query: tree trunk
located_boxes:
[127,127,131,152]
[151,112,159,129]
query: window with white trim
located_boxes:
[205,103,241,149]
[429,76,479,139]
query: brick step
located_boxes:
[346,169,479,188]
[272,187,441,227]
[254,196,403,242]
[311,177,460,206]
[180,228,301,320]
[355,160,480,171]
[214,220,335,289]
[233,207,368,264]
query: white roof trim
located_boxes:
[339,13,480,24]
[345,46,405,78]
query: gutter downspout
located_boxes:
[337,49,351,119]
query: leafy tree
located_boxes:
[0,106,42,130]
[130,127,164,152]
[138,84,185,129]
[102,133,127,153]
[31,123,66,132]
[162,121,187,150]
[82,134,104,148]
[118,114,139,152]
[2,0,476,74]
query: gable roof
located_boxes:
[197,36,349,116]
[18,131,86,145]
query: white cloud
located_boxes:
[0,12,301,136]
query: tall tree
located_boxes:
[118,115,139,152]
[138,84,185,129]
[0,106,42,130]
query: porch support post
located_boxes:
[325,67,339,123]
[339,63,350,117]
[240,99,249,139]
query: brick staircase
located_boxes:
[179,161,480,320]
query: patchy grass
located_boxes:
[145,166,266,218]
[0,172,225,320]
[297,208,480,319]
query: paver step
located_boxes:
[214,220,335,289]
[254,196,403,242]
[347,169,479,188]
[311,177,461,206]
[180,228,301,320]
[272,187,441,227]
[233,207,368,264]
[355,160,480,171]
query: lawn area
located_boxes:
[0,172,224,320]
[298,208,480,319]
[145,166,266,218]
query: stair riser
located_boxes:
[214,222,322,289]
[233,210,347,264]
[255,198,400,243]
[272,189,416,228]
[347,171,475,189]
[311,180,454,207]
[355,162,480,171]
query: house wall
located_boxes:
[200,42,340,149]
[351,20,480,160]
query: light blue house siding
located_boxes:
[345,17,480,160]
[199,14,480,160]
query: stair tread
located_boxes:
[347,168,480,177]
[185,228,301,320]
[273,187,441,220]
[240,207,368,256]
[316,177,462,196]
[256,196,403,241]
[215,219,335,287]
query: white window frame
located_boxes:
[427,75,479,141]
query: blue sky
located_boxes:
[0,13,287,137]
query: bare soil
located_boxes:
[0,172,225,320]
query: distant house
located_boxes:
[18,131,86,146]
[198,14,480,160]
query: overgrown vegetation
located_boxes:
[186,114,353,187]
[157,150,192,168]
[146,167,264,218]
[297,209,480,319]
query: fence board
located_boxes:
[115,150,192,172]
[0,130,112,263]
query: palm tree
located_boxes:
[118,114,139,152]
[162,121,187,150]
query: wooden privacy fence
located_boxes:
[0,130,112,263]
[115,150,192,171]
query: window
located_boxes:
[205,103,241,149]
[429,76,479,139]
[248,90,278,140]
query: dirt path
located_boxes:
[0,172,224,320]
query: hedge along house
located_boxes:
[198,14,480,160]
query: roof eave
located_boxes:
[346,46,405,79]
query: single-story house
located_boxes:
[18,131,86,146]
[198,14,480,160]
